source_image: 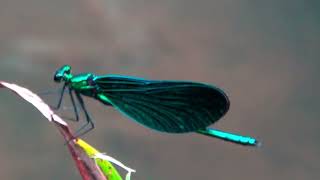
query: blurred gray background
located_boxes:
[0,0,319,179]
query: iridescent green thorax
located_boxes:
[69,73,98,97]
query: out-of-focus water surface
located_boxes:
[0,1,319,179]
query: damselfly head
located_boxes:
[54,65,72,83]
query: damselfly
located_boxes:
[52,65,259,146]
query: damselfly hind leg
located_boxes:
[72,92,95,138]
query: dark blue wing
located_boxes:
[94,75,230,133]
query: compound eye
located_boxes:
[54,75,63,82]
[53,65,71,83]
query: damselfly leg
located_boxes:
[51,84,66,110]
[50,84,94,138]
[73,92,94,137]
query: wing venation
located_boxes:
[94,75,230,133]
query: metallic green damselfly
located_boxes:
[53,65,259,146]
